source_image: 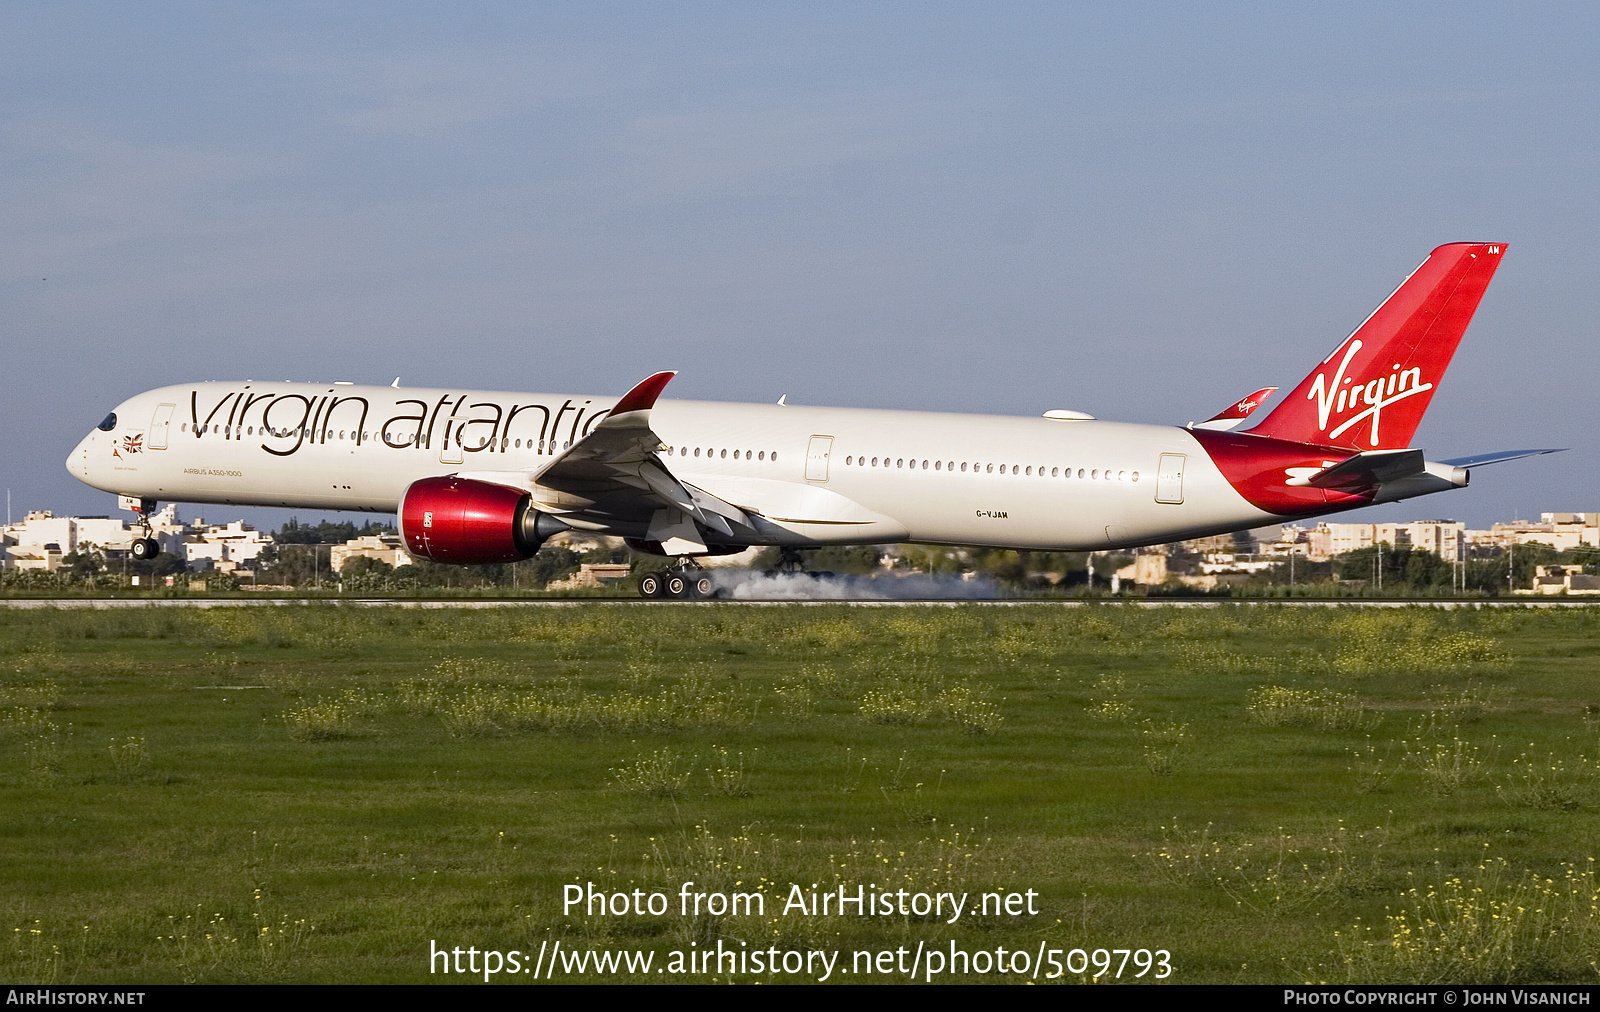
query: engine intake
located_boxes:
[400,475,568,564]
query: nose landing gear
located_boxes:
[124,497,161,560]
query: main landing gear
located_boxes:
[638,563,719,599]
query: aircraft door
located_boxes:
[805,435,834,482]
[440,416,464,464]
[147,404,176,450]
[1155,453,1185,504]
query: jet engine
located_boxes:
[399,475,568,564]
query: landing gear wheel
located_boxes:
[665,573,689,598]
[638,573,663,598]
[692,575,714,599]
[130,538,159,561]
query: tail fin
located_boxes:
[1248,242,1506,450]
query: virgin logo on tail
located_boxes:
[1306,339,1433,446]
[1247,242,1504,452]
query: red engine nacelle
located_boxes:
[399,475,564,564]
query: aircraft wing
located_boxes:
[530,371,677,500]
[524,371,752,554]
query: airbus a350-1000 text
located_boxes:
[68,242,1556,596]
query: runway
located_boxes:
[0,596,1593,609]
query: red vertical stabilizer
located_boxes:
[1248,243,1505,450]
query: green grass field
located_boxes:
[2,603,1598,984]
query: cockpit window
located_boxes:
[97,413,117,432]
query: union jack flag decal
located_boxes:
[121,434,143,455]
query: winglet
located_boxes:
[1191,387,1277,431]
[611,371,676,415]
[1207,387,1277,423]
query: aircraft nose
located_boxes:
[66,432,94,480]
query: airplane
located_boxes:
[67,242,1558,597]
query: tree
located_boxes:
[339,554,394,591]
[272,517,395,544]
[62,542,105,580]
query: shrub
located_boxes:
[1247,686,1377,732]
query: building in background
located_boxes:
[1,507,270,574]
[330,534,408,573]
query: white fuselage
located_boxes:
[69,380,1287,551]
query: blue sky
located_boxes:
[5,3,1597,530]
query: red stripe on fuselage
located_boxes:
[1189,428,1372,517]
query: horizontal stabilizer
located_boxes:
[1286,448,1424,490]
[1438,448,1565,468]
